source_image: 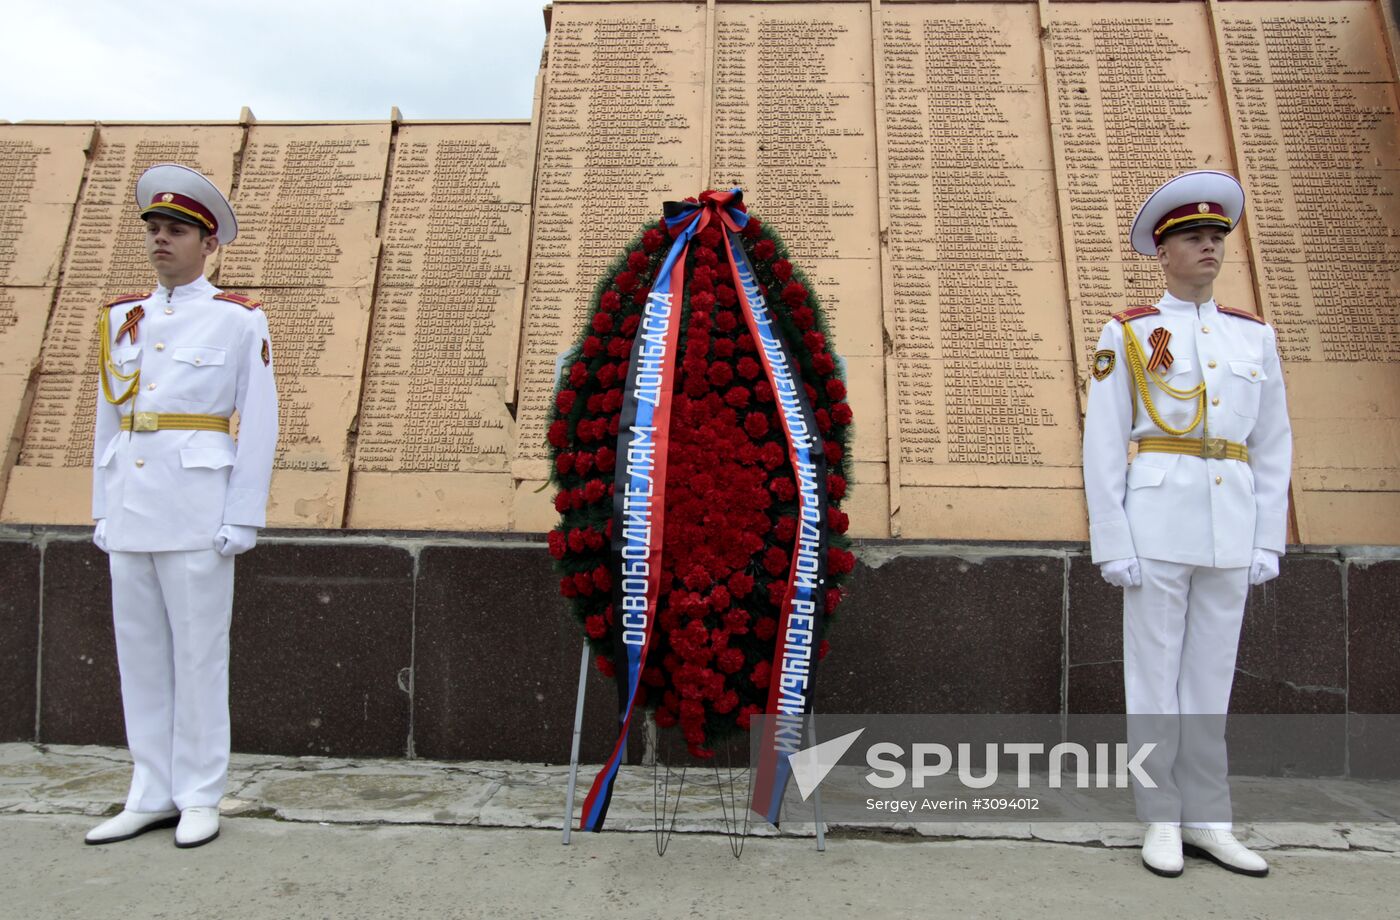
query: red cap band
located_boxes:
[140,191,218,233]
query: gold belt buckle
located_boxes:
[133,412,159,432]
[1201,437,1227,460]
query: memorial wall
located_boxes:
[0,0,1397,546]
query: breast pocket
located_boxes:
[1226,360,1265,419]
[110,344,141,370]
[169,346,229,404]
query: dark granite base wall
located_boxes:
[1,528,1395,773]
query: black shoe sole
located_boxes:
[174,828,220,849]
[1183,842,1269,877]
[84,814,180,845]
[1142,857,1184,878]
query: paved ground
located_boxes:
[3,743,1398,919]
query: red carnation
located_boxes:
[814,408,831,434]
[698,226,722,249]
[803,331,826,352]
[607,336,629,358]
[591,312,613,334]
[759,442,785,469]
[714,310,738,333]
[826,588,843,612]
[595,445,615,470]
[600,290,621,312]
[628,250,649,272]
[763,546,788,577]
[744,412,769,439]
[592,565,612,591]
[715,285,737,308]
[567,528,587,553]
[791,307,815,330]
[574,452,594,475]
[555,452,575,475]
[831,402,854,425]
[751,660,772,689]
[707,362,734,387]
[774,516,797,544]
[633,286,650,306]
[583,479,606,503]
[690,291,716,313]
[737,357,761,381]
[767,578,789,607]
[596,364,617,388]
[694,246,718,267]
[585,614,607,639]
[547,420,569,448]
[771,259,793,281]
[713,338,735,359]
[753,617,777,641]
[753,380,773,402]
[709,585,731,610]
[753,239,776,261]
[654,706,677,727]
[642,228,664,252]
[713,690,740,714]
[741,216,762,238]
[724,386,750,409]
[737,705,762,730]
[781,282,808,308]
[621,315,640,337]
[547,530,567,560]
[829,473,847,499]
[723,608,750,632]
[553,490,570,513]
[770,477,796,502]
[824,441,843,463]
[736,333,756,353]
[828,547,855,575]
[573,572,595,596]
[595,655,616,678]
[728,571,754,597]
[813,353,836,375]
[828,507,850,534]
[614,271,638,294]
[717,647,745,675]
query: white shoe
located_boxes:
[85,808,180,845]
[174,806,220,848]
[1182,827,1269,877]
[1141,822,1184,877]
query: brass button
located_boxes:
[1202,326,1211,334]
[147,382,157,391]
[1208,360,1218,369]
[1215,476,1223,485]
[1250,370,1258,378]
[155,342,165,351]
[1212,397,1220,406]
[135,458,145,468]
[194,357,202,366]
[164,307,174,315]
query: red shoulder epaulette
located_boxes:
[213,291,263,310]
[102,292,149,310]
[1111,305,1160,324]
[1217,305,1266,325]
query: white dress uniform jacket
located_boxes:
[92,276,277,550]
[1083,293,1291,569]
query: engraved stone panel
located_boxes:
[1217,0,1400,544]
[348,122,535,530]
[2,125,242,525]
[0,125,90,287]
[510,2,708,521]
[881,2,1084,539]
[222,123,392,528]
[710,2,889,537]
[1045,3,1252,384]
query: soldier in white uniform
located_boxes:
[84,164,278,849]
[1083,171,1292,878]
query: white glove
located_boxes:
[215,524,258,557]
[1100,557,1141,588]
[93,519,109,553]
[1249,548,1280,586]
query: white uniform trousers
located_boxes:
[109,549,234,811]
[1123,558,1248,830]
